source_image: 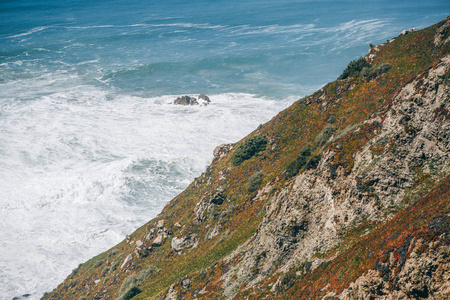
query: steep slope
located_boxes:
[44,16,450,300]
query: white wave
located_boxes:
[67,22,225,30]
[228,23,316,36]
[224,18,393,52]
[7,26,50,39]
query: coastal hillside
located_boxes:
[45,16,450,300]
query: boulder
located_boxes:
[157,219,165,228]
[198,94,211,105]
[171,234,198,252]
[173,94,211,106]
[173,96,198,106]
[152,235,163,247]
[400,29,412,36]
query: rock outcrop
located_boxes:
[171,234,198,252]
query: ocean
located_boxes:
[0,1,448,298]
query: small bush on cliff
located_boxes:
[285,146,311,178]
[247,171,264,193]
[231,134,268,166]
[338,57,371,80]
[118,265,158,299]
[361,63,392,81]
[306,154,322,170]
[315,124,337,146]
[120,286,141,300]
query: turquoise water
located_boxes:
[0,1,448,298]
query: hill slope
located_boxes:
[45,16,450,300]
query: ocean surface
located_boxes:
[0,0,448,298]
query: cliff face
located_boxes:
[45,17,450,300]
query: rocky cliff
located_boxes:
[44,16,450,300]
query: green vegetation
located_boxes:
[118,265,158,299]
[285,146,311,178]
[361,63,392,81]
[230,134,268,166]
[306,154,322,170]
[247,171,264,193]
[338,57,371,80]
[315,124,337,146]
[119,286,141,300]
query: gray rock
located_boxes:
[173,95,199,106]
[213,144,233,159]
[152,235,163,247]
[157,220,165,228]
[171,234,198,252]
[198,94,211,105]
[173,94,211,106]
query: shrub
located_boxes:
[280,270,296,291]
[110,260,118,273]
[230,134,268,166]
[94,259,105,268]
[361,63,392,81]
[118,265,159,299]
[338,57,371,80]
[285,146,311,178]
[247,171,264,193]
[120,286,141,300]
[108,248,119,257]
[315,124,337,146]
[306,154,322,170]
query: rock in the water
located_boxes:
[198,94,211,105]
[173,95,197,105]
[173,94,211,106]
